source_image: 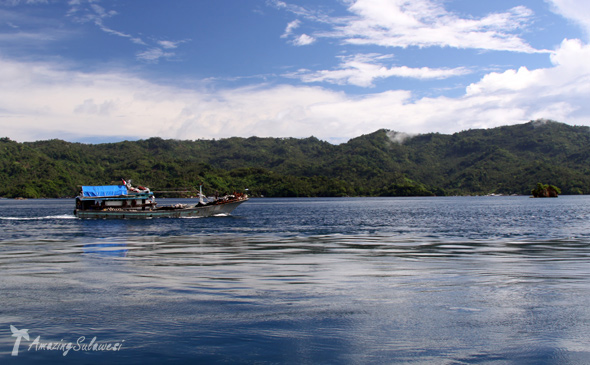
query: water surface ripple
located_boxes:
[1,196,590,364]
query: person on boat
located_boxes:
[137,185,150,192]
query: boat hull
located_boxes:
[74,199,247,219]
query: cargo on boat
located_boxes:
[74,181,248,219]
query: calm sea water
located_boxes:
[1,196,590,364]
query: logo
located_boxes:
[10,325,124,357]
[10,325,29,356]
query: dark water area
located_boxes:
[1,196,590,364]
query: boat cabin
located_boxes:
[76,185,156,211]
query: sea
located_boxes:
[1,196,590,364]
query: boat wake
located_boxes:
[179,213,230,219]
[0,214,76,220]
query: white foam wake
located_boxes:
[0,214,77,220]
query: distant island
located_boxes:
[1,119,589,198]
[531,183,560,198]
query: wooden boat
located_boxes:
[74,182,248,219]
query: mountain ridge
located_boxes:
[1,120,589,198]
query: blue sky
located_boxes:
[1,0,590,143]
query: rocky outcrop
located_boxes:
[531,183,560,198]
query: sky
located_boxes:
[1,0,590,143]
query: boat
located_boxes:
[74,181,248,219]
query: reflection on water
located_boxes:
[1,196,590,363]
[83,242,129,257]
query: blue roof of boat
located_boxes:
[82,185,127,197]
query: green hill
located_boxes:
[1,120,589,198]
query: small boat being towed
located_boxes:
[74,181,248,219]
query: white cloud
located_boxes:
[280,0,542,53]
[67,0,145,45]
[467,39,590,96]
[89,3,116,19]
[0,29,60,43]
[157,40,181,49]
[281,19,300,38]
[0,0,48,4]
[342,1,539,52]
[136,48,175,63]
[386,130,413,144]
[459,38,590,126]
[268,0,326,23]
[287,53,470,87]
[292,33,315,46]
[1,38,590,143]
[280,19,315,45]
[74,98,116,116]
[547,0,590,38]
[65,1,191,56]
[0,7,72,46]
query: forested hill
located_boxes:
[2,119,590,198]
